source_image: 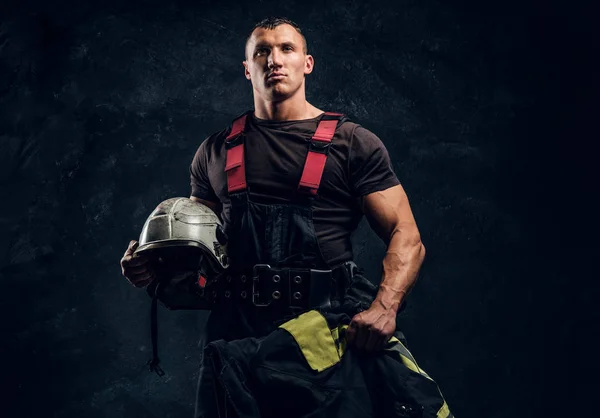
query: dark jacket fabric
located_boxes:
[199,274,453,418]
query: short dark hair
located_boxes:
[245,17,308,58]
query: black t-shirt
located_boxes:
[190,112,400,266]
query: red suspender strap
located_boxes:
[225,113,249,193]
[298,112,344,196]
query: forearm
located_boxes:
[374,223,425,314]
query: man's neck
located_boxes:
[253,89,322,121]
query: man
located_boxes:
[121,17,447,417]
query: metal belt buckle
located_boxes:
[252,264,272,307]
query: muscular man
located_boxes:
[121,17,434,417]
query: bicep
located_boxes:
[361,184,419,244]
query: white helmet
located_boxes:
[134,197,228,279]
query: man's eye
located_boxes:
[283,46,293,51]
[256,48,268,55]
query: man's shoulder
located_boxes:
[202,126,230,148]
[326,114,377,139]
[340,121,386,146]
[333,118,382,146]
[337,118,359,135]
[197,114,247,152]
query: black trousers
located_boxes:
[193,270,451,418]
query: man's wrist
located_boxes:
[375,284,406,314]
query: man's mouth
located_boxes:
[267,72,285,80]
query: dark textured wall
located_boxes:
[1,0,595,417]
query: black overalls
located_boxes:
[194,111,355,416]
[193,112,454,418]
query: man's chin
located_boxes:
[266,86,291,100]
[255,82,299,102]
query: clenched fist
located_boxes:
[346,301,397,352]
[120,240,155,288]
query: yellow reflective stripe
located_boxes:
[401,354,422,375]
[387,337,417,365]
[330,324,348,358]
[331,325,339,342]
[387,336,454,417]
[279,310,342,372]
[386,336,431,380]
[388,336,400,345]
[437,401,450,418]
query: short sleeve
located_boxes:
[349,126,400,197]
[189,138,218,201]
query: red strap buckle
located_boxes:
[225,113,249,193]
[298,112,344,196]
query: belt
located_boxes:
[147,261,357,376]
[198,262,355,311]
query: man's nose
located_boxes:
[268,49,283,68]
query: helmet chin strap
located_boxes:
[147,279,165,377]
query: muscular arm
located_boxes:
[361,184,426,314]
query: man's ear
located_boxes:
[243,61,251,80]
[304,54,314,75]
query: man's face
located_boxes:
[243,24,314,101]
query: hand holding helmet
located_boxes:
[120,240,156,288]
[121,197,228,309]
[123,197,230,375]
